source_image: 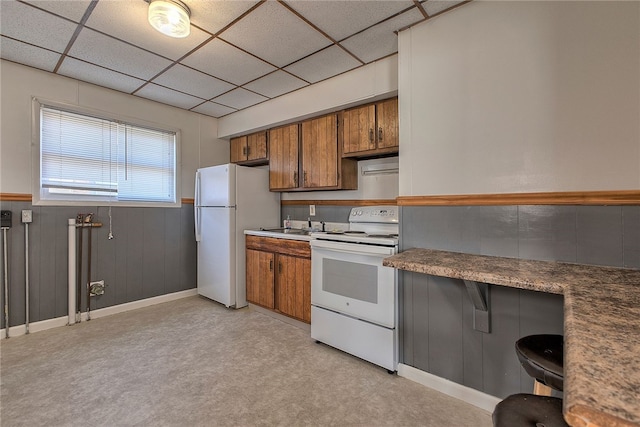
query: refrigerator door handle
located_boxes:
[195,170,201,207]
[195,207,201,241]
[194,171,202,241]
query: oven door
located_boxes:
[311,239,397,328]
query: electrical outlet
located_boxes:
[309,205,316,216]
[21,210,33,223]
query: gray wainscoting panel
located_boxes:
[124,207,145,303]
[461,286,485,391]
[622,206,640,269]
[427,275,465,384]
[142,208,166,299]
[480,284,521,398]
[0,202,196,329]
[181,204,197,291]
[164,207,183,294]
[399,204,633,399]
[576,206,623,267]
[518,205,577,263]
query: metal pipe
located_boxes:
[76,214,84,322]
[24,222,29,334]
[2,227,9,338]
[68,218,76,325]
[86,218,92,321]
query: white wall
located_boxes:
[0,60,229,199]
[217,55,398,138]
[398,1,640,196]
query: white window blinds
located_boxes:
[40,106,176,203]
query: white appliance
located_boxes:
[195,164,279,308]
[309,206,399,372]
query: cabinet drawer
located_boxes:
[246,235,311,258]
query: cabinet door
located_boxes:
[276,254,311,323]
[301,114,338,188]
[269,124,299,190]
[376,98,399,149]
[230,136,247,163]
[246,249,275,309]
[343,104,375,154]
[247,131,268,161]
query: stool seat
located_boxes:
[516,334,564,392]
[493,393,569,427]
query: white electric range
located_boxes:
[309,206,399,372]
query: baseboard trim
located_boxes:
[397,363,501,413]
[1,288,197,339]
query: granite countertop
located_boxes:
[383,248,640,427]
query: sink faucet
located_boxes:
[308,217,312,229]
[321,221,326,232]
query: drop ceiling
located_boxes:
[0,0,469,118]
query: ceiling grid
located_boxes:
[0,0,469,118]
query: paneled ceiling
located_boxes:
[0,0,469,118]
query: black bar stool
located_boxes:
[515,334,564,395]
[493,394,569,427]
[493,334,566,426]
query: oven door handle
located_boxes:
[311,239,396,256]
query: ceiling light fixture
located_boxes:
[148,0,191,39]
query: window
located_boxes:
[35,101,178,206]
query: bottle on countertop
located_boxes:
[284,215,291,229]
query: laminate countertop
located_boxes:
[383,248,640,427]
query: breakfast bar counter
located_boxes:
[383,248,640,427]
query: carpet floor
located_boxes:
[1,296,492,426]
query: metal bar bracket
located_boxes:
[463,280,490,333]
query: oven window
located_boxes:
[322,259,378,303]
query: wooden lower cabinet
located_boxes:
[245,235,311,323]
[276,254,311,323]
[246,249,275,309]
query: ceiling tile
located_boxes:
[422,0,466,17]
[219,1,332,68]
[181,38,276,85]
[22,0,93,22]
[188,0,260,35]
[191,101,237,118]
[243,70,308,98]
[284,45,362,84]
[57,57,146,93]
[341,8,424,64]
[212,88,268,110]
[86,1,211,61]
[0,0,78,53]
[152,64,235,100]
[0,37,60,72]
[136,83,205,110]
[286,0,415,41]
[68,28,173,81]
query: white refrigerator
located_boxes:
[195,164,279,308]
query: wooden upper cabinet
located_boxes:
[376,98,399,150]
[343,104,375,155]
[301,114,339,189]
[269,124,299,191]
[230,131,268,165]
[342,97,398,158]
[230,136,247,164]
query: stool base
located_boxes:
[493,393,569,427]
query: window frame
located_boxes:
[31,97,182,208]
